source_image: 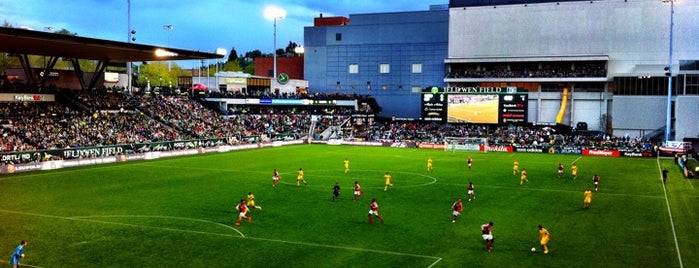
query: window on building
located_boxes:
[380,63,390,74]
[349,64,359,74]
[680,60,699,71]
[336,33,342,41]
[412,63,423,74]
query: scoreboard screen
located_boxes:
[421,86,527,124]
[421,91,447,122]
[499,93,528,124]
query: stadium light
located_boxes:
[154,49,178,57]
[264,5,286,80]
[294,46,305,55]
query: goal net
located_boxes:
[444,137,488,152]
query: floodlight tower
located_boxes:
[264,5,286,80]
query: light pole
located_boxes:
[127,0,132,93]
[663,0,675,143]
[42,26,53,68]
[164,24,173,72]
[264,6,286,79]
[215,48,227,92]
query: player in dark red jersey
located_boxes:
[235,199,252,226]
[467,182,475,201]
[481,221,494,252]
[368,198,385,224]
[557,163,564,178]
[452,198,463,223]
[272,168,281,188]
[353,181,362,202]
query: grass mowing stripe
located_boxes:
[0,209,245,237]
[657,156,684,268]
[437,181,665,199]
[1,145,694,267]
[0,209,443,267]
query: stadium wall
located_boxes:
[611,96,666,137]
[304,9,449,118]
[448,0,699,74]
[675,96,699,140]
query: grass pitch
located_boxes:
[1,145,698,267]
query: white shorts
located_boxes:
[368,210,379,216]
[482,234,493,241]
[468,190,474,195]
[239,211,247,217]
[594,181,599,186]
[273,176,279,181]
[558,170,564,174]
[452,211,461,217]
[354,190,361,195]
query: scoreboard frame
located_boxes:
[421,86,528,124]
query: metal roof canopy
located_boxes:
[0,26,223,90]
[0,27,223,62]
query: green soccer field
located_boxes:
[1,145,698,267]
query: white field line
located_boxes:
[0,260,46,268]
[656,157,683,268]
[571,156,582,164]
[0,210,442,267]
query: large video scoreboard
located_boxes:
[421,86,528,124]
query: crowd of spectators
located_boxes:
[446,62,607,79]
[206,90,364,101]
[1,88,657,165]
[342,120,653,152]
[0,90,349,158]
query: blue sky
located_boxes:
[1,0,440,67]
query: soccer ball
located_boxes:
[531,247,537,253]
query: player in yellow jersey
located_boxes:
[383,172,393,191]
[583,187,592,208]
[571,163,578,180]
[344,158,350,173]
[247,192,262,210]
[538,225,551,254]
[513,160,520,175]
[520,168,528,185]
[427,157,433,172]
[297,168,307,187]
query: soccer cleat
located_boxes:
[248,217,253,223]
